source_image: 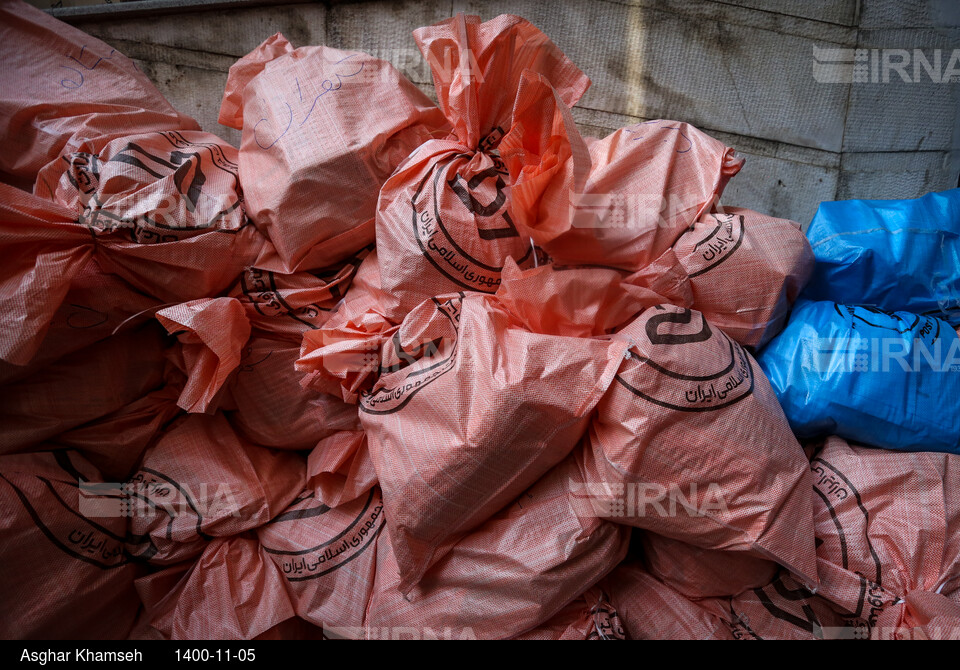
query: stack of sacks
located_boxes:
[0,0,266,525]
[603,436,960,640]
[15,0,958,640]
[739,191,960,636]
[325,267,638,592]
[758,189,960,456]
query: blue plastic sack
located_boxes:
[803,188,960,325]
[757,299,960,454]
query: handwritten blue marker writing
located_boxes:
[624,120,692,153]
[254,54,365,150]
[60,45,116,89]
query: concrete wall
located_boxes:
[55,0,960,225]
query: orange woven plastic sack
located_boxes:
[143,440,380,639]
[157,298,251,414]
[365,453,630,639]
[225,260,366,448]
[0,254,162,385]
[52,383,183,482]
[159,259,365,442]
[375,14,589,320]
[669,207,815,347]
[0,131,263,368]
[230,257,366,343]
[125,413,305,564]
[230,340,361,450]
[604,561,861,640]
[539,120,743,271]
[0,24,260,368]
[0,0,198,187]
[0,451,143,639]
[206,434,379,635]
[808,436,960,633]
[873,591,960,640]
[0,323,168,456]
[136,536,296,640]
[603,561,732,640]
[584,303,818,587]
[297,249,398,402]
[150,251,365,427]
[36,127,263,298]
[639,532,778,600]
[220,34,447,273]
[257,484,384,632]
[356,266,639,590]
